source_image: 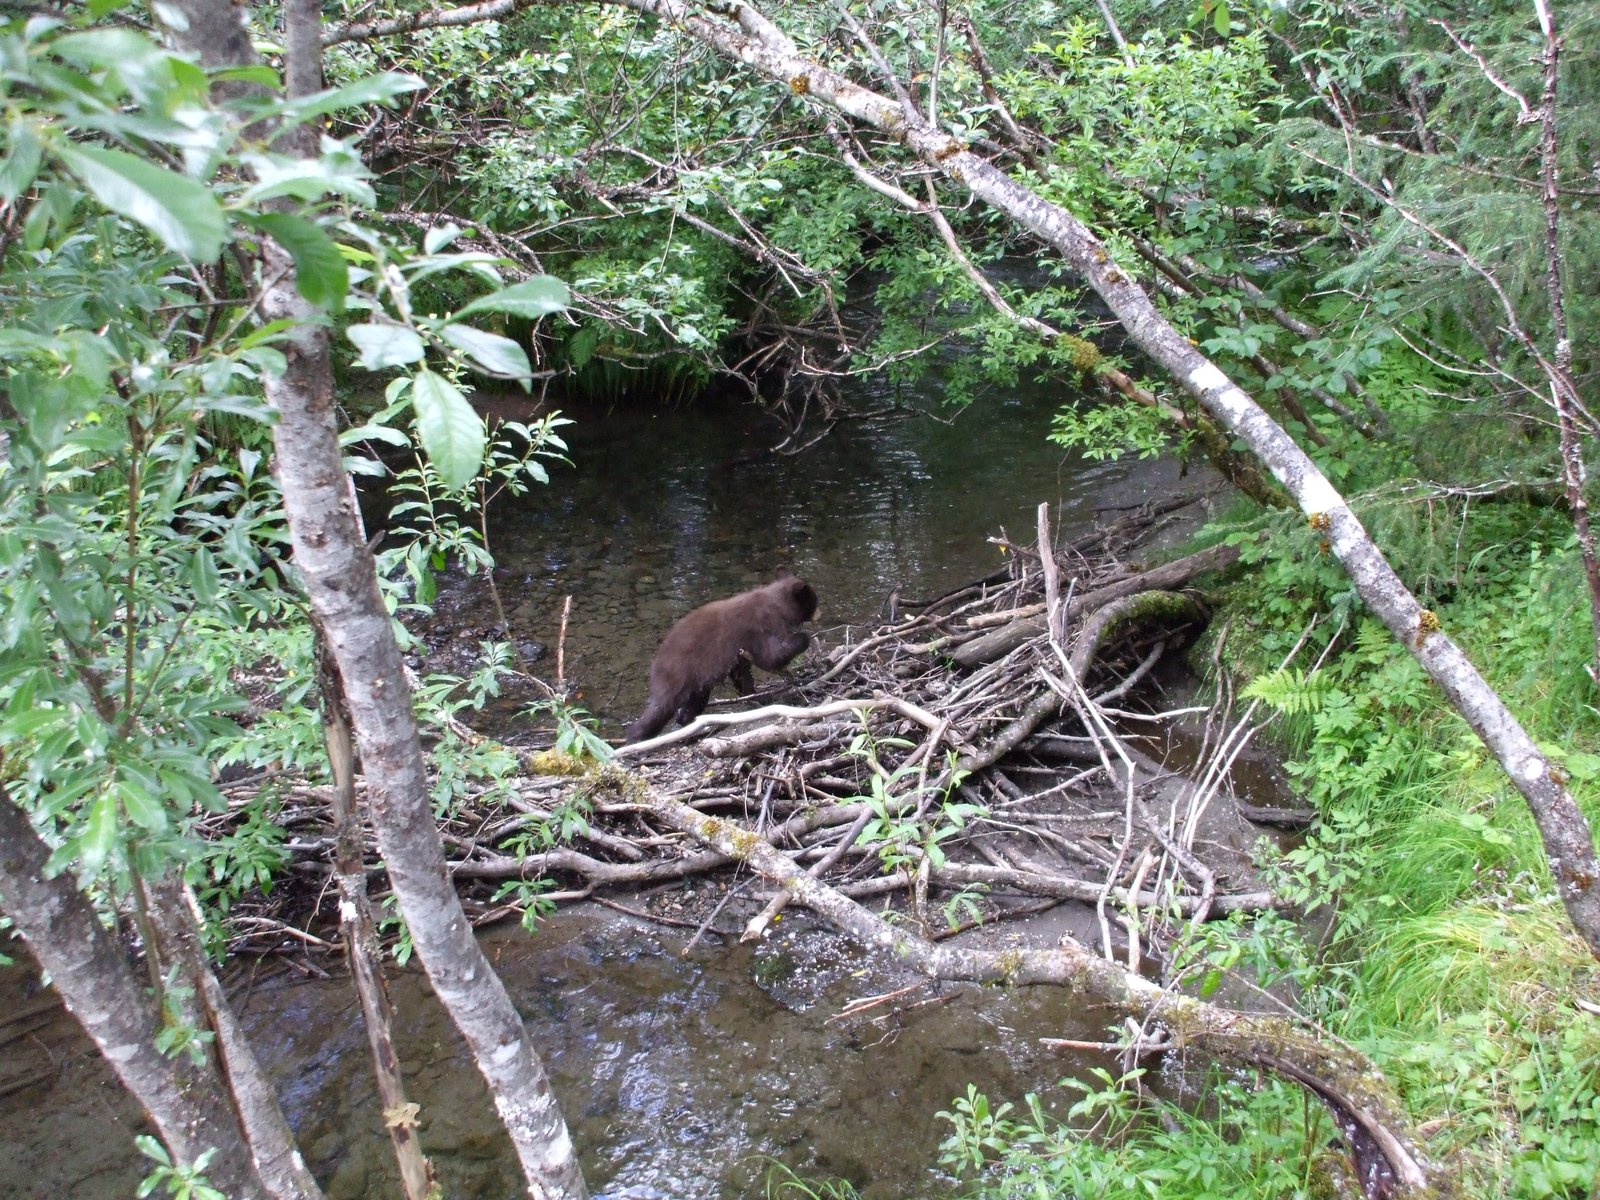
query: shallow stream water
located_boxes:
[1,377,1233,1198]
[420,376,1216,739]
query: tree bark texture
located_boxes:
[143,874,327,1200]
[160,1,591,1195]
[322,643,436,1200]
[260,249,587,1200]
[580,0,1600,956]
[1533,2,1600,681]
[0,790,277,1200]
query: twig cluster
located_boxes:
[218,497,1284,972]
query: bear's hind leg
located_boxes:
[672,684,714,728]
[625,698,673,745]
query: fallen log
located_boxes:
[638,777,1450,1200]
[952,541,1240,669]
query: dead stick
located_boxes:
[556,595,571,690]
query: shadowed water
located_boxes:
[423,379,1214,737]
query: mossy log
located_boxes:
[952,541,1239,669]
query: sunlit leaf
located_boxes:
[424,222,462,254]
[274,72,424,124]
[211,64,280,89]
[239,150,376,207]
[51,28,164,73]
[340,421,410,448]
[440,323,531,383]
[452,276,570,322]
[54,143,223,259]
[411,368,485,491]
[347,322,425,370]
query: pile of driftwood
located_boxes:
[221,499,1292,968]
[215,502,1453,1199]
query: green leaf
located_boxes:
[440,323,531,382]
[347,322,425,370]
[248,212,349,312]
[44,576,93,643]
[211,64,280,89]
[340,422,410,448]
[118,767,167,832]
[452,276,570,322]
[0,119,42,204]
[53,143,223,260]
[239,150,376,207]
[51,28,164,73]
[187,546,221,604]
[411,368,485,491]
[1560,751,1600,781]
[275,72,424,124]
[81,791,118,875]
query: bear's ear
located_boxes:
[773,566,794,580]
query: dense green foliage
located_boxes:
[4,0,1600,1196]
[0,8,577,951]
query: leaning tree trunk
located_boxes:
[578,0,1600,958]
[639,782,1448,1199]
[0,788,283,1200]
[159,1,591,1195]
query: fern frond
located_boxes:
[1241,667,1334,715]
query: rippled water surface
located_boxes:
[0,907,1120,1199]
[431,380,1211,736]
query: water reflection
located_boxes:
[437,381,1204,734]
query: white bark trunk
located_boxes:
[0,792,282,1200]
[161,2,592,1193]
[258,254,587,1198]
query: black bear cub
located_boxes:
[625,569,818,744]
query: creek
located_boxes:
[418,374,1215,742]
[0,376,1233,1198]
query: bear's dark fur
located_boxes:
[625,569,818,744]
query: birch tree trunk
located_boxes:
[579,0,1600,958]
[0,789,281,1200]
[161,1,591,1194]
[257,253,589,1200]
